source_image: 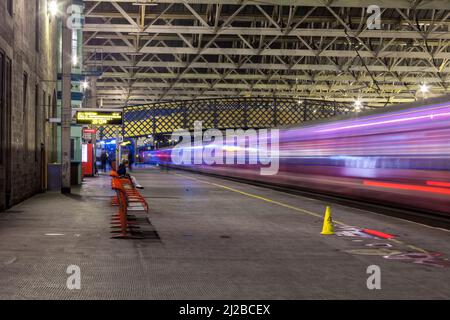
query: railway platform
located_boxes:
[0,167,449,299]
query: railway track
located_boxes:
[164,165,450,231]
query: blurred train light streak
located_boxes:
[427,181,450,188]
[318,111,450,133]
[151,97,450,216]
[363,180,450,196]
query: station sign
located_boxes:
[76,111,123,125]
[83,128,97,134]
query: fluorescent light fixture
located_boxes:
[132,1,158,6]
[72,56,78,66]
[128,33,150,36]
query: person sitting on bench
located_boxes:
[117,160,144,189]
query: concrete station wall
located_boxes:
[0,0,58,210]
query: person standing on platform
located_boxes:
[128,150,133,172]
[109,151,115,171]
[100,149,108,172]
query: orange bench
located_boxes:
[109,171,149,239]
[110,171,148,212]
[110,179,142,239]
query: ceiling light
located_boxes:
[419,83,429,94]
[132,1,158,6]
[353,99,363,111]
[81,80,89,90]
[128,33,150,36]
[48,0,58,16]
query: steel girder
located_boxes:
[98,97,353,139]
[82,1,450,108]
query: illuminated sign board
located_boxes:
[76,111,123,125]
[83,128,97,134]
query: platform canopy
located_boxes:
[83,0,450,108]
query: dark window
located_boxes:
[34,85,39,162]
[23,72,28,158]
[1,55,12,166]
[7,0,13,16]
[71,139,75,161]
[41,92,48,161]
[52,91,56,118]
[35,0,40,52]
[6,59,11,107]
[0,51,4,165]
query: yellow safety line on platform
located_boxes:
[175,173,344,226]
[390,238,427,253]
[407,245,429,253]
[173,172,430,254]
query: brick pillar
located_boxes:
[61,0,73,194]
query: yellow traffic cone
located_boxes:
[321,206,334,235]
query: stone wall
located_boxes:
[0,0,57,210]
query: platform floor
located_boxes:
[0,166,449,299]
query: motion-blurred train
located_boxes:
[147,96,450,217]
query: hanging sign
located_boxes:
[76,111,123,125]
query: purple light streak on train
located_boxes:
[149,99,450,216]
